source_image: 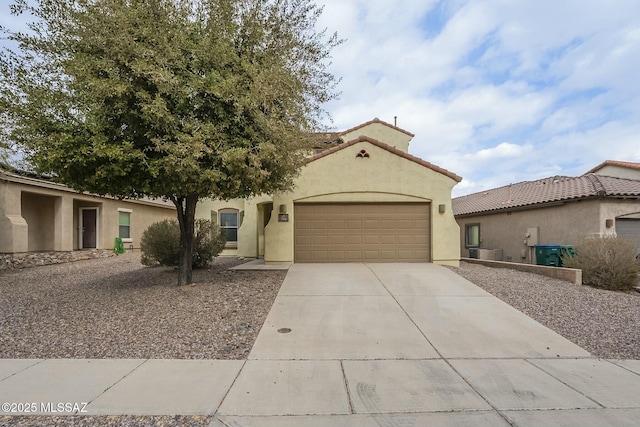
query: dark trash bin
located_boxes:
[535,244,575,267]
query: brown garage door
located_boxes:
[294,203,431,262]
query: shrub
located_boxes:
[140,219,226,269]
[562,236,640,291]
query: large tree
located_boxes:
[0,0,340,285]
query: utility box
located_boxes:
[526,227,539,247]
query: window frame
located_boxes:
[465,223,480,248]
[117,208,133,243]
[219,209,239,248]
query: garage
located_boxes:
[294,203,431,262]
[616,218,640,255]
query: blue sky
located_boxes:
[2,0,640,197]
[316,0,640,196]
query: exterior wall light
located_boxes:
[278,204,289,222]
[438,204,446,213]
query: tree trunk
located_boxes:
[173,194,199,286]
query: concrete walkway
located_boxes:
[1,263,639,426]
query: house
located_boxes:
[0,167,176,254]
[452,166,640,263]
[585,160,640,181]
[196,118,463,266]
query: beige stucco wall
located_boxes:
[593,165,640,180]
[0,175,175,253]
[102,199,176,250]
[455,199,613,263]
[600,200,640,228]
[196,195,273,258]
[342,122,412,153]
[21,192,56,251]
[0,179,28,253]
[263,140,460,266]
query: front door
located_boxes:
[81,208,98,249]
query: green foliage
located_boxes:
[1,0,340,284]
[1,0,340,198]
[141,219,225,269]
[563,237,640,291]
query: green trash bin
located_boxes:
[114,237,125,255]
[534,244,574,267]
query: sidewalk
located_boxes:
[1,263,639,426]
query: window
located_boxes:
[219,209,239,248]
[465,223,480,248]
[118,209,132,242]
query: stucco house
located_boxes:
[452,161,640,263]
[196,118,462,266]
[1,167,176,254]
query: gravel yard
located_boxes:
[0,253,285,360]
[450,261,640,360]
[1,258,639,427]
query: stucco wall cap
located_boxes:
[307,135,462,183]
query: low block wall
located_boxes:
[461,258,582,285]
[1,250,115,271]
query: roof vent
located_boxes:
[356,149,370,158]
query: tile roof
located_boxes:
[0,167,175,208]
[453,174,640,217]
[583,160,640,174]
[308,135,462,182]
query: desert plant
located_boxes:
[141,219,225,269]
[562,237,640,291]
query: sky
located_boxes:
[315,0,640,196]
[2,1,640,197]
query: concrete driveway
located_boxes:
[1,262,639,426]
[217,263,640,426]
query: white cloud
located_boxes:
[471,142,533,160]
[3,0,640,197]
[317,0,640,196]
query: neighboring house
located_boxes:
[0,168,176,253]
[196,118,463,266]
[452,169,640,263]
[585,160,640,181]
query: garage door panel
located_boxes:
[312,220,329,229]
[397,219,415,229]
[364,235,379,244]
[347,235,362,244]
[414,219,430,228]
[330,219,346,229]
[347,220,363,229]
[397,235,415,244]
[364,220,380,229]
[364,250,380,260]
[313,235,329,245]
[344,205,362,214]
[296,219,311,229]
[414,250,430,259]
[295,203,430,262]
[330,235,346,244]
[295,236,311,245]
[381,235,396,244]
[380,251,397,260]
